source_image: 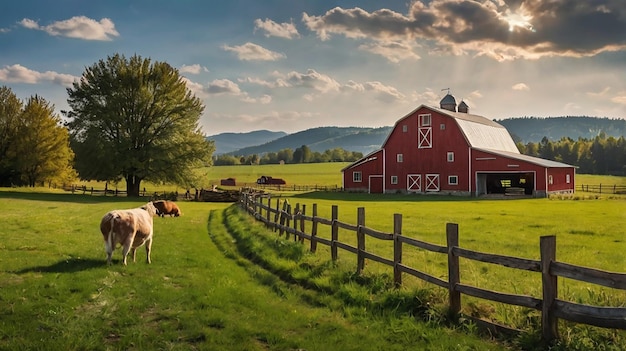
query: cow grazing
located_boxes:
[99,202,158,265]
[152,200,182,217]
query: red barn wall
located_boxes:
[382,107,471,193]
[342,150,383,192]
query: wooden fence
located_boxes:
[219,183,341,192]
[63,185,187,200]
[577,184,626,194]
[238,189,626,342]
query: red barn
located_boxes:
[342,94,576,197]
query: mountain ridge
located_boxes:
[207,116,625,156]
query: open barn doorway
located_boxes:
[476,172,535,196]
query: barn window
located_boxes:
[391,176,398,184]
[448,175,458,185]
[353,171,362,183]
[440,123,446,130]
[402,125,408,132]
[419,114,431,127]
[447,152,454,162]
[397,154,403,163]
[548,175,553,185]
[418,127,432,148]
[566,174,571,183]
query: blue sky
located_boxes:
[1,0,625,135]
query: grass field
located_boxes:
[0,190,507,350]
[2,165,625,350]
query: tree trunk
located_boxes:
[126,175,142,197]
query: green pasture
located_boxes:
[0,190,505,350]
[70,163,626,195]
[4,167,625,350]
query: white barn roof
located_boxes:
[430,106,520,153]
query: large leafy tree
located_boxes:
[65,54,214,196]
[11,96,75,187]
[0,86,22,186]
[0,88,74,187]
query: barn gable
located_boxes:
[342,94,576,197]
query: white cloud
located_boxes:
[286,69,341,93]
[0,64,77,86]
[241,94,272,104]
[610,92,626,105]
[181,77,208,98]
[206,79,241,95]
[586,87,611,98]
[302,1,626,61]
[179,64,208,74]
[512,83,530,91]
[358,41,421,63]
[222,42,286,61]
[20,16,119,41]
[254,18,300,39]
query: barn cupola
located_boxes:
[458,100,469,113]
[440,93,457,112]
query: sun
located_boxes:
[503,10,535,32]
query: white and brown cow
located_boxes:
[99,202,158,265]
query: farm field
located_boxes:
[5,167,624,350]
[72,162,626,195]
[0,190,506,350]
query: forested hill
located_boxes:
[207,117,624,156]
[212,126,391,156]
[496,116,625,143]
[207,130,287,154]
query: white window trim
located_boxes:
[447,152,454,162]
[397,154,403,163]
[391,176,398,184]
[448,175,458,185]
[353,171,362,183]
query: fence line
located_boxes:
[239,189,626,343]
[577,184,626,194]
[62,184,188,200]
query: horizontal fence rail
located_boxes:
[577,184,626,194]
[239,188,626,343]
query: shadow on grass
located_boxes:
[0,190,151,204]
[14,257,106,274]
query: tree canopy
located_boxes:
[65,54,214,196]
[0,87,75,187]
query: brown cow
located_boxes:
[99,202,158,265]
[152,200,182,217]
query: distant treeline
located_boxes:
[213,145,363,165]
[518,133,625,175]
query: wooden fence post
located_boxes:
[256,195,262,220]
[278,200,288,236]
[331,205,338,261]
[285,203,292,240]
[310,204,318,253]
[356,207,366,275]
[299,204,306,243]
[393,213,403,288]
[541,235,559,342]
[447,223,461,321]
[273,198,281,232]
[293,203,300,241]
[266,195,272,226]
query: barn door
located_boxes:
[407,174,421,192]
[425,174,440,192]
[369,175,383,194]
